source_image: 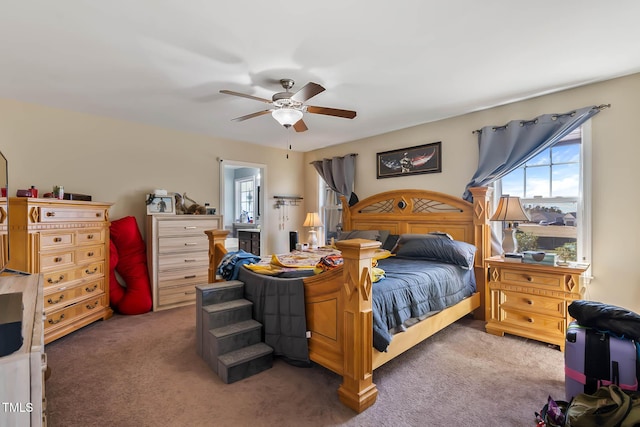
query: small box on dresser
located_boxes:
[485,256,588,351]
[8,197,113,344]
[146,214,222,311]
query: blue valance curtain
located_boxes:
[310,153,358,205]
[462,105,607,202]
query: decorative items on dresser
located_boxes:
[146,214,222,311]
[237,229,260,256]
[485,256,589,351]
[8,197,113,344]
[0,274,47,427]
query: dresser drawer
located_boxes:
[40,231,74,250]
[44,278,104,312]
[45,295,107,330]
[158,252,210,271]
[157,219,221,236]
[39,206,106,223]
[77,228,105,245]
[158,283,198,307]
[499,306,565,337]
[76,244,105,263]
[501,290,565,318]
[158,235,209,253]
[499,268,564,291]
[157,268,209,289]
[42,267,78,289]
[40,250,75,271]
[80,261,104,279]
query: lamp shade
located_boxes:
[490,195,530,223]
[272,108,303,126]
[303,212,323,228]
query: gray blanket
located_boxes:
[238,268,310,364]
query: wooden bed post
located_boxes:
[205,229,230,283]
[469,187,492,321]
[334,238,381,413]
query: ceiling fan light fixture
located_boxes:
[272,108,303,126]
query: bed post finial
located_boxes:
[468,186,492,321]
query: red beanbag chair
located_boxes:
[109,216,152,314]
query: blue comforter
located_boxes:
[372,257,476,351]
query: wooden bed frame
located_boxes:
[205,187,492,412]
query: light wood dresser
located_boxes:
[146,215,222,311]
[8,198,113,344]
[0,274,47,426]
[485,256,588,351]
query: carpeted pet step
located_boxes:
[196,280,246,357]
[217,342,273,384]
[209,319,263,359]
[201,299,254,371]
[196,280,245,306]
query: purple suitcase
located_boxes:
[565,321,638,401]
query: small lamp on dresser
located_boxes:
[303,212,323,250]
[490,195,530,254]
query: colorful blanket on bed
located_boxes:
[244,247,390,280]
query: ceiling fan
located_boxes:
[219,79,357,132]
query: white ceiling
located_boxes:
[2,1,640,152]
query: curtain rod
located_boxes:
[470,104,611,135]
[309,153,358,164]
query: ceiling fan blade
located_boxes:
[291,82,325,103]
[220,90,272,104]
[306,105,357,119]
[231,110,272,122]
[293,119,308,132]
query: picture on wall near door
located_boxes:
[376,141,442,179]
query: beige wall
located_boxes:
[0,99,307,255]
[305,73,640,313]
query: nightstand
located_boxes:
[485,256,588,351]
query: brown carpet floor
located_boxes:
[43,306,565,426]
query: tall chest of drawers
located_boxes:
[485,256,588,351]
[8,198,113,344]
[146,215,222,311]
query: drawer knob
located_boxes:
[48,314,65,325]
[87,251,95,257]
[85,267,98,275]
[184,242,197,246]
[526,276,533,282]
[85,284,98,293]
[86,301,99,310]
[47,295,65,305]
[87,234,94,240]
[95,213,101,218]
[47,211,56,217]
[184,226,197,230]
[54,237,62,243]
[47,275,65,284]
[528,318,534,323]
[527,300,534,305]
[54,257,63,263]
[184,274,196,279]
[184,259,197,263]
[184,290,196,295]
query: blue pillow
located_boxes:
[395,237,476,269]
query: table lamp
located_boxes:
[490,195,530,254]
[303,212,323,249]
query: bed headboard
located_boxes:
[341,187,493,320]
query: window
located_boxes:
[496,126,590,262]
[319,178,342,245]
[235,177,255,222]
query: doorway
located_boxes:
[219,159,266,255]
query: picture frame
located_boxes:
[376,141,442,179]
[146,193,175,215]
